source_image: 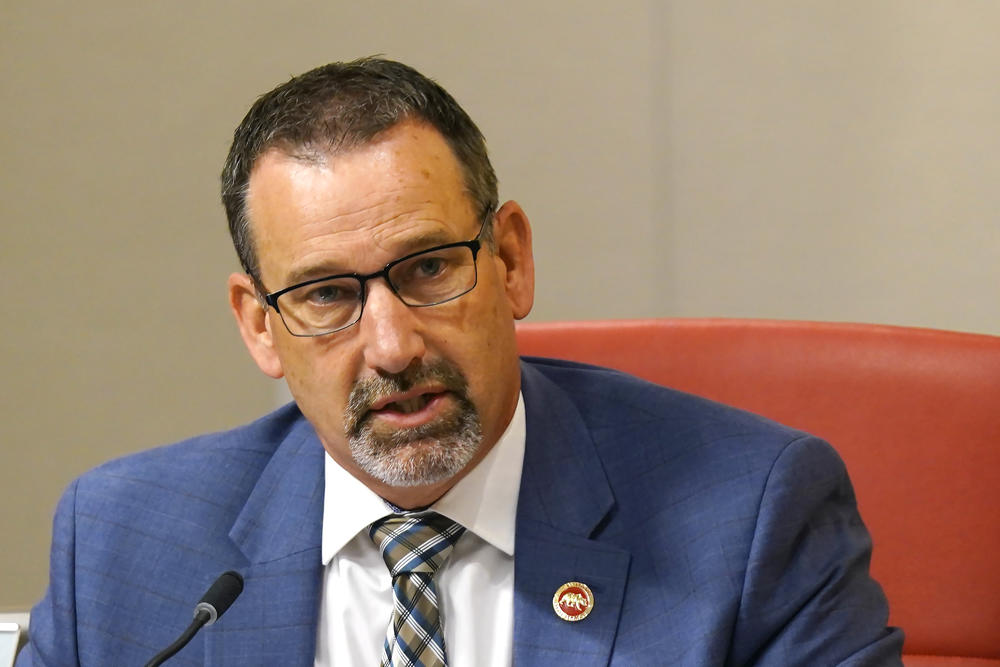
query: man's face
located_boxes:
[229,120,534,507]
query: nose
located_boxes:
[358,280,427,375]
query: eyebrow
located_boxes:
[281,228,461,287]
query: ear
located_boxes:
[491,200,535,320]
[228,272,285,379]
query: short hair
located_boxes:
[220,57,498,279]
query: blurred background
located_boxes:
[2,0,998,612]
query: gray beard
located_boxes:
[345,360,483,487]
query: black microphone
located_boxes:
[144,570,244,667]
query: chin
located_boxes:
[352,434,480,488]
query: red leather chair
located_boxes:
[516,318,1000,666]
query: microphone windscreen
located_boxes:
[198,570,244,620]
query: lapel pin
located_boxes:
[553,581,594,622]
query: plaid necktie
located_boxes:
[369,512,466,667]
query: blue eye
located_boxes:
[309,285,339,303]
[415,257,446,277]
[303,281,359,306]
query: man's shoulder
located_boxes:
[519,355,823,493]
[520,355,804,442]
[72,402,309,508]
[516,359,900,666]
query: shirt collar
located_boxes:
[321,392,526,564]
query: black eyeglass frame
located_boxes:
[257,219,489,337]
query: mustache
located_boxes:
[345,359,470,434]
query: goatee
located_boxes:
[345,359,482,487]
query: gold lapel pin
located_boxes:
[552,581,595,622]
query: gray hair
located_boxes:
[220,57,498,279]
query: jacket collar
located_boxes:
[206,410,325,666]
[228,413,325,563]
[513,361,630,666]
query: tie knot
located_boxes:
[369,512,466,577]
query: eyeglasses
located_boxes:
[259,220,488,337]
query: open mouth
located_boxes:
[378,392,440,414]
[346,360,471,437]
[367,387,451,424]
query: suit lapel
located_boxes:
[514,362,631,667]
[205,413,325,666]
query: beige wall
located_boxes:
[2,1,998,611]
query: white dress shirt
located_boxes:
[314,394,525,667]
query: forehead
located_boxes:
[246,121,477,286]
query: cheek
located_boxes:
[275,343,355,417]
[451,292,518,389]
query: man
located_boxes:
[19,58,903,665]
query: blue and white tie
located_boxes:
[369,512,465,667]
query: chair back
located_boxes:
[516,318,1000,666]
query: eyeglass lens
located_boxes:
[276,244,477,335]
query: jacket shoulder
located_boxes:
[81,402,304,490]
[521,356,807,445]
[64,402,310,551]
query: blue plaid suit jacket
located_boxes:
[19,359,903,665]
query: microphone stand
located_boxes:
[143,609,212,667]
[143,570,244,666]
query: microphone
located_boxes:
[144,570,244,667]
[193,570,244,625]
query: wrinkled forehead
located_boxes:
[245,122,480,287]
[254,118,476,203]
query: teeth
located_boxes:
[392,396,429,414]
